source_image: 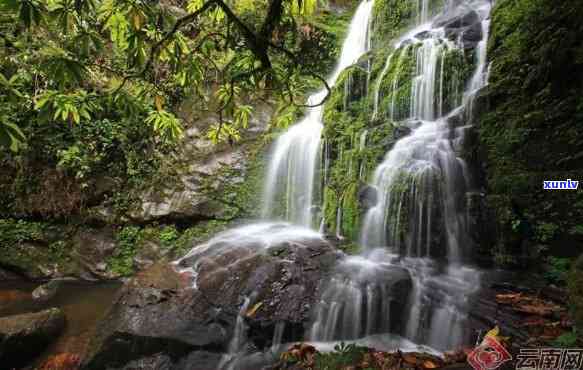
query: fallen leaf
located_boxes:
[423,360,439,369]
[37,353,81,370]
[245,302,263,317]
[402,353,418,365]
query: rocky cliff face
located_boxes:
[475,0,583,267]
[0,100,272,279]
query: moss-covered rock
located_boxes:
[0,308,66,369]
[476,0,583,267]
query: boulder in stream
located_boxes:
[0,307,66,369]
[83,223,342,369]
[32,279,63,301]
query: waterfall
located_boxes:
[218,297,252,370]
[262,0,374,228]
[309,0,492,351]
[177,0,495,360]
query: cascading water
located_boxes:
[309,0,492,351]
[262,0,374,228]
[177,0,494,364]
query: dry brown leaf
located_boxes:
[402,353,418,365]
[423,360,439,369]
[37,353,81,370]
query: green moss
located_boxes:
[197,143,267,221]
[170,220,229,258]
[0,218,77,277]
[535,222,559,243]
[478,0,583,262]
[104,220,229,276]
[107,226,141,276]
[371,0,416,49]
[0,219,45,246]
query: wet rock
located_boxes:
[342,65,369,105]
[84,226,341,369]
[72,227,118,279]
[110,353,174,370]
[467,284,539,349]
[393,124,413,140]
[0,307,66,369]
[435,6,482,49]
[82,263,216,370]
[467,86,490,124]
[414,30,433,40]
[433,7,479,29]
[461,21,483,46]
[130,104,272,223]
[133,239,171,271]
[173,351,223,370]
[358,185,378,210]
[443,20,483,48]
[32,279,63,301]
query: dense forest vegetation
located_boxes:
[0,0,355,277]
[0,0,582,368]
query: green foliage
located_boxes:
[570,225,583,236]
[544,256,571,285]
[0,118,26,152]
[552,330,579,347]
[171,220,228,257]
[107,226,140,276]
[291,0,317,16]
[0,218,77,277]
[0,218,45,246]
[313,342,369,370]
[478,0,583,259]
[35,90,97,124]
[535,222,559,243]
[158,225,179,247]
[145,110,184,142]
[371,0,415,49]
[105,220,229,275]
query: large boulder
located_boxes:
[83,223,342,369]
[433,6,479,29]
[72,228,118,280]
[434,5,482,49]
[0,307,66,369]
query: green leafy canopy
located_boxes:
[0,0,331,153]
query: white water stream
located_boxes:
[310,0,493,351]
[262,0,374,228]
[177,0,494,365]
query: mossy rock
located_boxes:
[476,0,583,264]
